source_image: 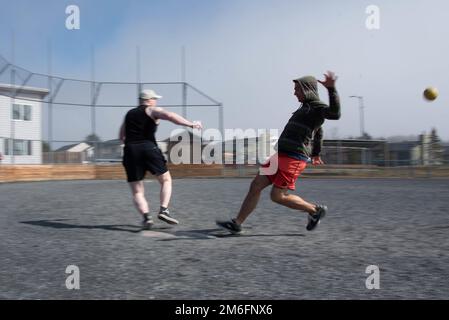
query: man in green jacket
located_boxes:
[217,71,341,234]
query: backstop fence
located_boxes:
[0,53,223,165]
[1,53,448,180]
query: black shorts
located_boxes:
[122,142,168,182]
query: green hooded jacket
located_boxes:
[276,75,341,158]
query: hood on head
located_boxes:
[293,76,320,102]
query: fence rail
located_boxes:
[1,163,449,183]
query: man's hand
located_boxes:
[191,121,203,130]
[312,156,324,165]
[318,71,338,88]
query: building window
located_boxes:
[24,105,32,121]
[4,139,32,156]
[12,104,32,121]
[13,104,20,120]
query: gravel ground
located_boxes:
[1,178,449,299]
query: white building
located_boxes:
[0,83,49,164]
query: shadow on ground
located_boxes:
[21,219,144,234]
[20,219,305,240]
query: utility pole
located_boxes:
[349,95,365,137]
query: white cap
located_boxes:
[139,89,162,100]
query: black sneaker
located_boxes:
[306,205,327,231]
[216,219,242,235]
[142,216,154,230]
[158,208,179,225]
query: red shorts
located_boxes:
[260,153,307,190]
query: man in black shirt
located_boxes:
[217,71,341,234]
[120,89,202,229]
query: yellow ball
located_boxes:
[423,87,438,101]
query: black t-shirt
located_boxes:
[124,105,158,145]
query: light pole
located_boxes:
[349,95,365,137]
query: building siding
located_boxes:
[0,94,43,164]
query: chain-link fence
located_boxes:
[1,54,448,179]
[0,54,223,165]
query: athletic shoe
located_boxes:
[216,219,242,235]
[142,216,154,230]
[158,208,179,225]
[306,205,327,231]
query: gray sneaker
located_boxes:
[142,216,154,230]
[216,219,242,235]
[306,205,327,231]
[158,208,179,225]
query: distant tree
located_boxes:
[430,128,440,142]
[42,141,51,152]
[429,128,444,164]
[84,134,102,144]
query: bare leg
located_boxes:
[270,186,317,214]
[129,180,149,215]
[156,171,172,208]
[234,174,272,225]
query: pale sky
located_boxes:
[1,0,448,142]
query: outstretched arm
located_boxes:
[149,107,203,129]
[318,71,341,120]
